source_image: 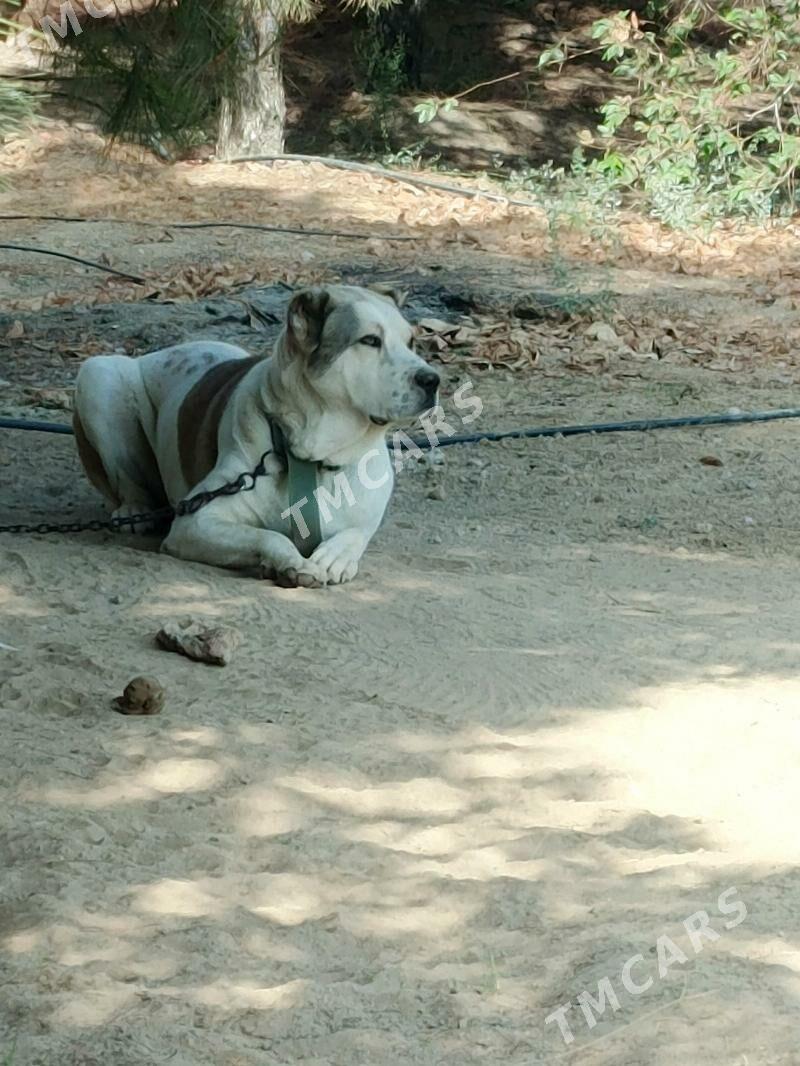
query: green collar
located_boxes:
[271,421,324,558]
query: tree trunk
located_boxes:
[217,3,285,158]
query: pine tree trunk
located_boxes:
[217,3,285,158]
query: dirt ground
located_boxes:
[5,124,800,1066]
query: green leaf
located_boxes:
[538,46,566,67]
[413,99,439,125]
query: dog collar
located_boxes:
[271,421,323,558]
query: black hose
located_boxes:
[405,407,800,449]
[0,418,74,434]
[0,244,145,283]
[3,407,800,448]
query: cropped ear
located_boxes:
[287,288,332,358]
[368,283,409,309]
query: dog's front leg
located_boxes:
[162,513,327,588]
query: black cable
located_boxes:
[0,418,74,434]
[4,407,800,447]
[402,407,800,450]
[0,244,145,283]
[0,216,418,242]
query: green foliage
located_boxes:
[541,1,800,225]
[351,11,410,153]
[1,1035,16,1066]
[51,0,243,151]
[413,96,458,124]
[48,0,397,154]
[0,2,38,153]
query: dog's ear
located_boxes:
[368,283,409,309]
[287,288,332,357]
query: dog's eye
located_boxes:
[359,334,382,348]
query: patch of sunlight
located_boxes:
[241,932,305,962]
[5,929,40,953]
[58,938,132,967]
[53,987,137,1027]
[413,845,544,882]
[166,978,307,1011]
[347,588,387,603]
[168,726,223,747]
[139,757,222,793]
[344,817,531,859]
[135,878,222,918]
[279,773,471,818]
[235,784,311,837]
[0,585,47,617]
[244,873,331,926]
[390,723,530,755]
[726,935,800,972]
[382,575,437,591]
[72,911,149,934]
[36,780,152,808]
[345,895,479,939]
[135,582,213,600]
[525,675,800,864]
[345,820,467,856]
[237,722,287,744]
[40,756,224,807]
[442,745,546,780]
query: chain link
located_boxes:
[0,450,275,537]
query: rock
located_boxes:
[113,676,164,716]
[584,322,621,345]
[427,484,446,501]
[156,619,240,666]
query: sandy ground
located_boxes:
[4,124,800,1065]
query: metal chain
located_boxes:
[0,450,275,537]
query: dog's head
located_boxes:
[284,284,440,425]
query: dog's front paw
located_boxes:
[272,564,326,589]
[310,532,364,585]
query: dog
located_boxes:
[72,284,440,587]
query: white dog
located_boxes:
[72,284,440,587]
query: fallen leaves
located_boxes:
[22,387,74,410]
[416,316,548,370]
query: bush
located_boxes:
[540,1,800,226]
[0,1,38,144]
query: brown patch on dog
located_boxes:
[73,411,120,507]
[178,356,260,488]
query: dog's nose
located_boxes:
[414,369,440,393]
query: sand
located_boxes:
[3,122,800,1066]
